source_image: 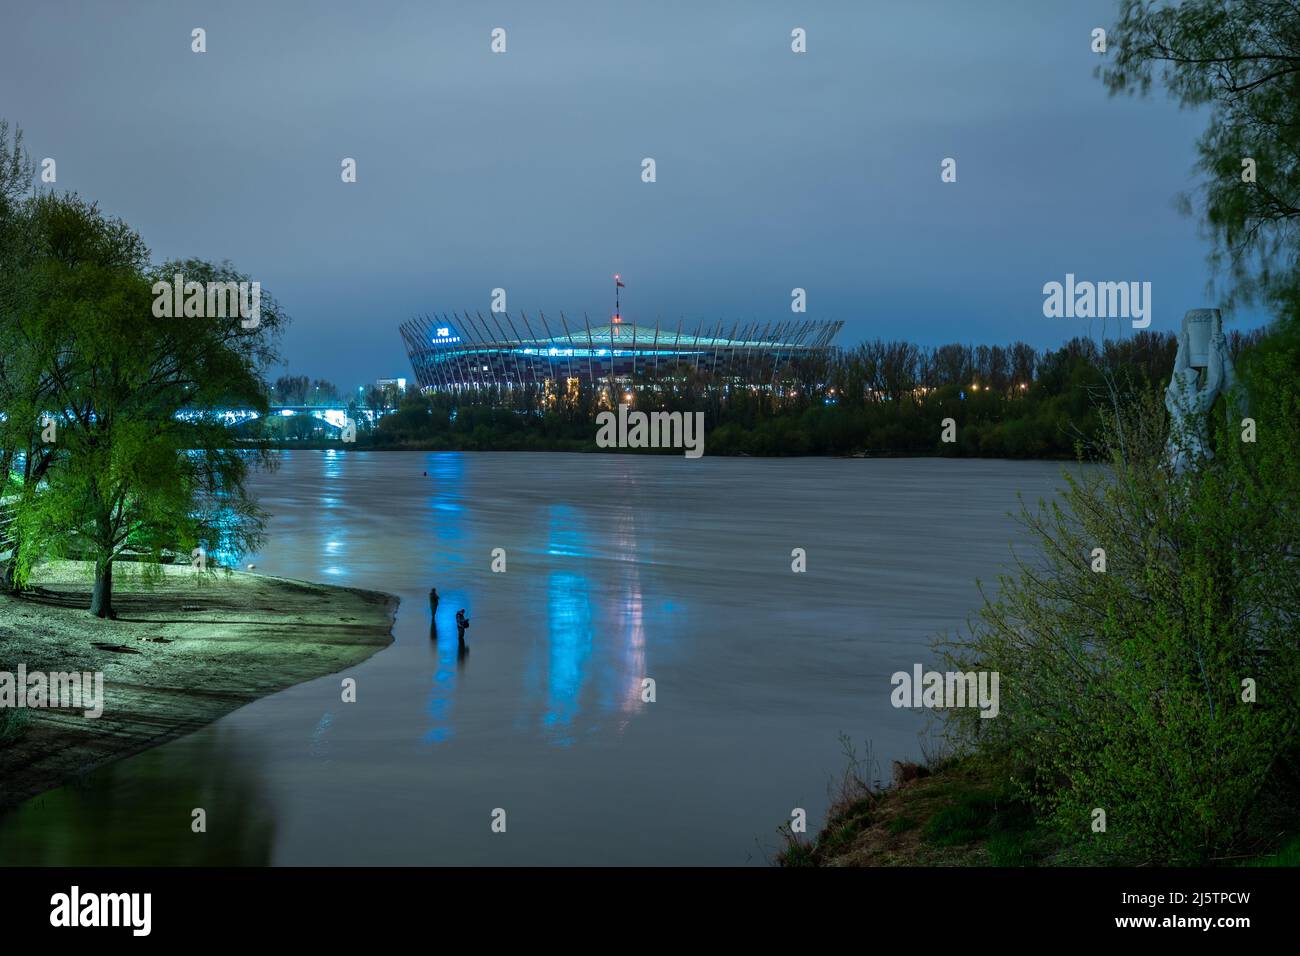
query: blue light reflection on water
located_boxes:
[317,448,347,580]
[521,502,652,746]
[541,568,592,745]
[422,453,467,745]
[425,453,467,542]
[519,504,597,747]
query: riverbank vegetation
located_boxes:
[785,0,1300,868]
[310,328,1262,458]
[781,752,1300,867]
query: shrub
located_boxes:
[941,337,1300,863]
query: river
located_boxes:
[0,451,1076,865]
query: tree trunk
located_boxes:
[90,556,114,619]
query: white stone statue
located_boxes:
[1165,308,1240,475]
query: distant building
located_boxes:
[375,377,407,391]
[399,315,842,391]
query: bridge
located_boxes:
[1,406,380,430]
[188,406,376,425]
[179,405,380,432]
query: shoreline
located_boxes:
[239,442,1080,461]
[0,561,398,812]
[781,756,1300,867]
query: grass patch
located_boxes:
[0,708,31,747]
[925,792,998,845]
[775,839,817,867]
[987,829,1041,866]
[1242,834,1300,867]
[887,814,920,835]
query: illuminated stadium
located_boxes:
[399,313,843,391]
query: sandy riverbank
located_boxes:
[0,561,397,811]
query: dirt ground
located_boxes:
[0,561,397,811]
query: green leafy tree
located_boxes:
[1101,0,1300,317]
[5,196,286,617]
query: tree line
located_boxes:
[353,327,1265,458]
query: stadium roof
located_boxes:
[400,315,841,350]
[529,322,819,349]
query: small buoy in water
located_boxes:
[247,563,256,570]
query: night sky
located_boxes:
[2,0,1260,387]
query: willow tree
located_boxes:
[6,194,285,618]
[1101,0,1300,316]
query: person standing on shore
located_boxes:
[429,587,439,615]
[455,608,469,642]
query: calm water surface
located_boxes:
[0,452,1076,865]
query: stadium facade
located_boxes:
[399,313,843,391]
